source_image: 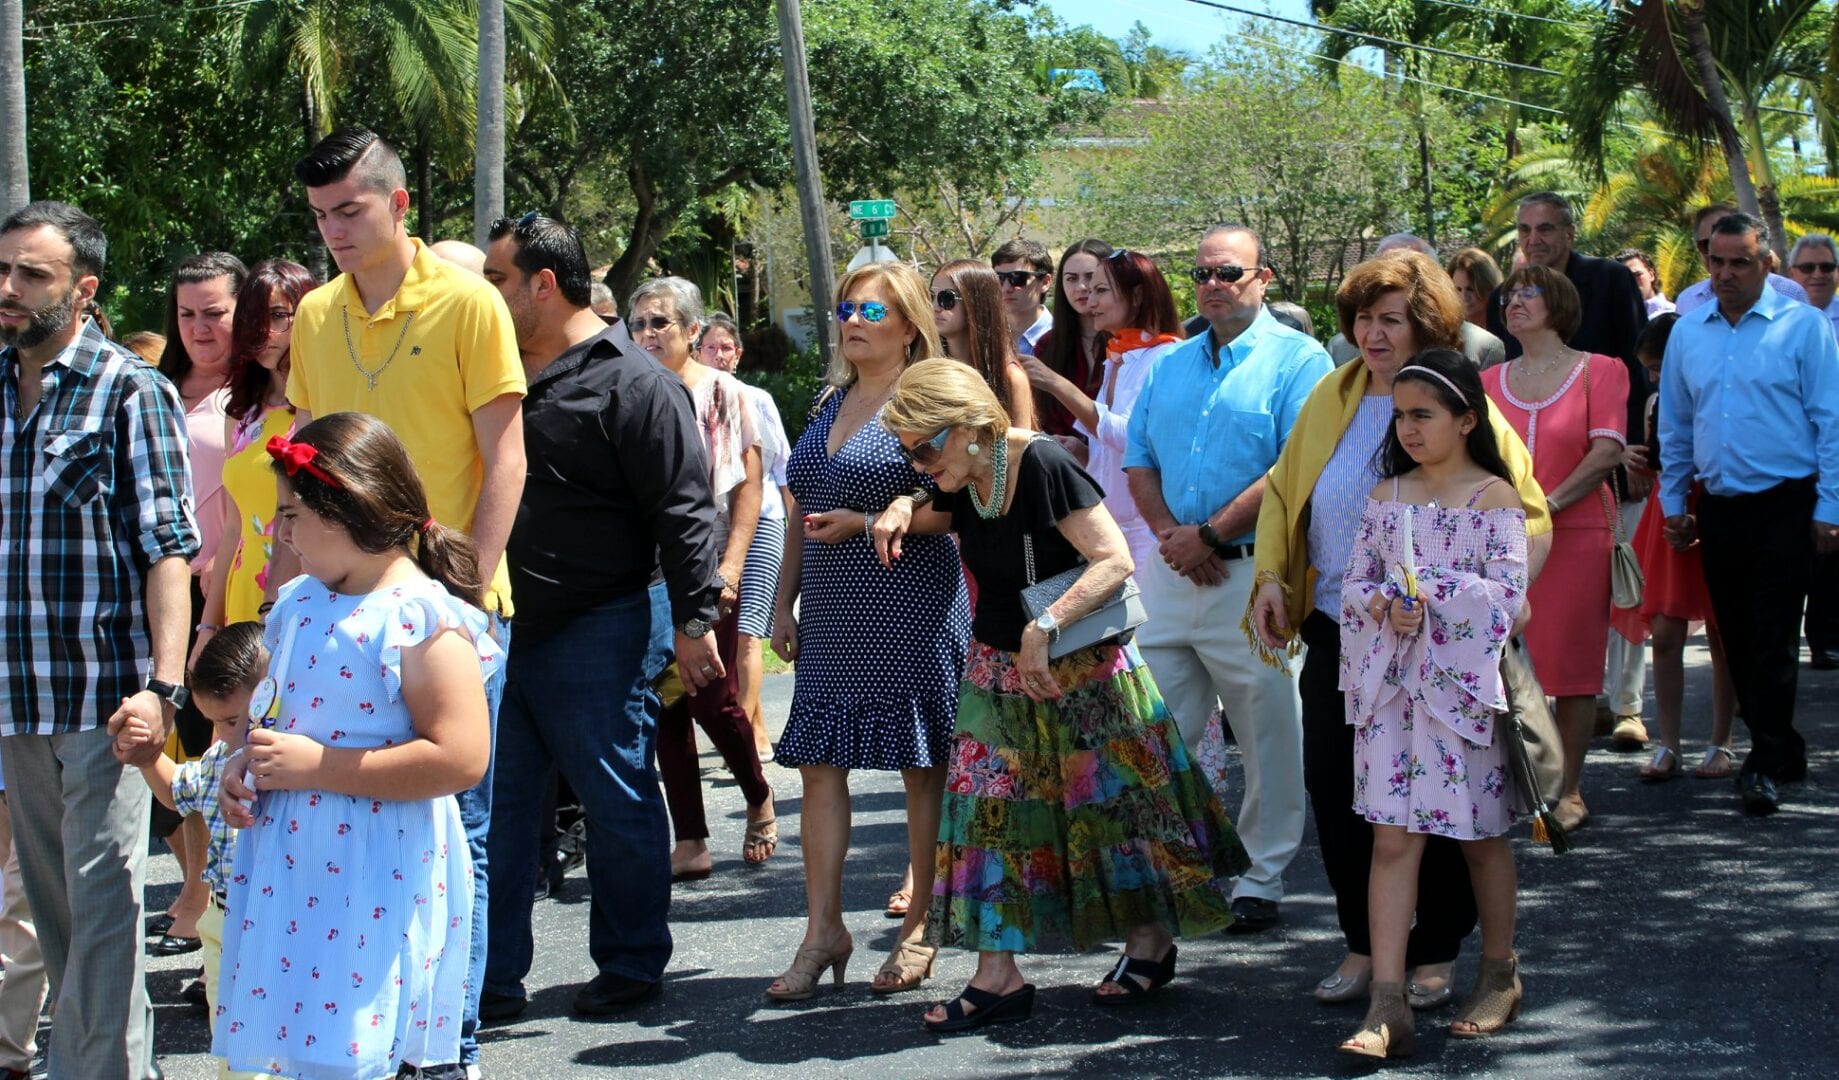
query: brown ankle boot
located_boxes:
[1450,954,1523,1038]
[1339,981,1416,1058]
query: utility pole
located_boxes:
[0,0,28,217]
[774,0,835,368]
[474,0,505,248]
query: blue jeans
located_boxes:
[458,615,510,1067]
[484,585,673,1000]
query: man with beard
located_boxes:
[477,213,723,1017]
[0,200,199,1078]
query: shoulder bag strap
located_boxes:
[1582,354,1623,540]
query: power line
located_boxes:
[1178,0,1564,77]
[25,0,268,34]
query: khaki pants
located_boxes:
[0,791,48,1073]
[198,898,273,1080]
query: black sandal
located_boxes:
[148,933,202,956]
[1092,943,1177,1006]
[923,983,1036,1034]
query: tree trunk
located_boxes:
[1741,103,1790,261]
[1677,1,1764,226]
[474,0,506,248]
[301,78,328,280]
[775,0,837,370]
[0,0,28,216]
[415,128,436,241]
[1416,112,1436,246]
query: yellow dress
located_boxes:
[220,405,297,624]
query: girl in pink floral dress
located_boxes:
[1336,351,1530,1059]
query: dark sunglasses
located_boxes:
[631,314,677,334]
[932,289,961,311]
[837,300,889,323]
[1696,238,1711,254]
[1795,261,1838,274]
[897,427,951,467]
[1189,264,1251,284]
[994,270,1047,288]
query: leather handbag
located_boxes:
[1499,636,1571,852]
[1020,533,1147,660]
[1583,354,1644,609]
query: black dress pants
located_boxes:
[1299,610,1476,965]
[1802,552,1839,654]
[1697,480,1815,781]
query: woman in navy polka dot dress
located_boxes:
[767,263,970,1002]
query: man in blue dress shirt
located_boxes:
[1125,223,1333,930]
[1659,213,1839,815]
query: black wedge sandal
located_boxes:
[1092,943,1177,1006]
[923,983,1036,1034]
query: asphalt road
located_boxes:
[120,635,1838,1077]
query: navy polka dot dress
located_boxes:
[778,389,971,769]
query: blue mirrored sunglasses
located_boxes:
[837,300,889,323]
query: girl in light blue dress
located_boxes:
[214,413,502,1080]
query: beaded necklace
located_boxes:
[968,435,1009,520]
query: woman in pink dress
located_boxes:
[1482,265,1629,833]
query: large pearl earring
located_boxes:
[966,441,981,456]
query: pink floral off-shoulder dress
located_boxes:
[1338,484,1529,840]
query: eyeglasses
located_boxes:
[994,270,1046,289]
[837,300,889,323]
[897,427,951,467]
[931,289,961,311]
[1795,261,1838,274]
[1189,264,1251,285]
[631,314,677,334]
[267,308,296,331]
[1499,285,1546,306]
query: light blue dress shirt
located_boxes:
[1659,283,1839,522]
[1124,306,1333,543]
[1674,272,1806,315]
[1015,308,1053,358]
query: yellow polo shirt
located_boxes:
[288,239,526,615]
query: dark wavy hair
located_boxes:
[1038,238,1113,381]
[1377,348,1515,484]
[274,413,485,608]
[1104,250,1183,337]
[936,259,1022,418]
[190,621,268,700]
[226,259,319,423]
[158,252,248,384]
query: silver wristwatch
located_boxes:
[681,618,713,639]
[1032,611,1059,640]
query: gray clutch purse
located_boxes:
[1019,533,1147,659]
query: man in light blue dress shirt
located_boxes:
[1125,223,1333,928]
[1787,234,1839,670]
[1658,213,1839,815]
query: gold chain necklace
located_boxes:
[341,308,417,391]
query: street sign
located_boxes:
[860,219,890,239]
[849,199,896,220]
[847,244,902,272]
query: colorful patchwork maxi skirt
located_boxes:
[926,639,1249,954]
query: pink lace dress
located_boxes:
[1339,485,1529,839]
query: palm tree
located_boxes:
[1570,0,1826,259]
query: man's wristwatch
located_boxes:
[146,677,190,711]
[1032,611,1059,641]
[681,618,714,639]
[1197,521,1228,553]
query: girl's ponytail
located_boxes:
[414,520,486,610]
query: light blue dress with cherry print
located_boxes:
[213,575,503,1080]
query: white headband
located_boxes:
[1398,365,1466,407]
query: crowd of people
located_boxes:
[0,120,1833,1078]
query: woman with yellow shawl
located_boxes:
[1245,252,1551,1013]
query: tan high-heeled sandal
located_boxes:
[764,934,853,1001]
[870,939,937,995]
[1449,954,1523,1038]
[1339,981,1415,1059]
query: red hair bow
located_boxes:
[266,435,342,488]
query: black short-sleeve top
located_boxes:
[935,436,1105,651]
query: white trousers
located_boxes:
[1603,497,1649,716]
[1136,553,1303,901]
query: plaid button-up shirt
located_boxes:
[169,739,237,894]
[0,318,199,736]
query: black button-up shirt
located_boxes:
[508,327,722,643]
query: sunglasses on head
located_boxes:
[995,270,1047,289]
[898,427,951,467]
[1795,260,1838,275]
[631,314,676,334]
[837,300,889,323]
[932,289,961,311]
[1189,264,1251,285]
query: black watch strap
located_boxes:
[146,677,190,710]
[1197,521,1225,552]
